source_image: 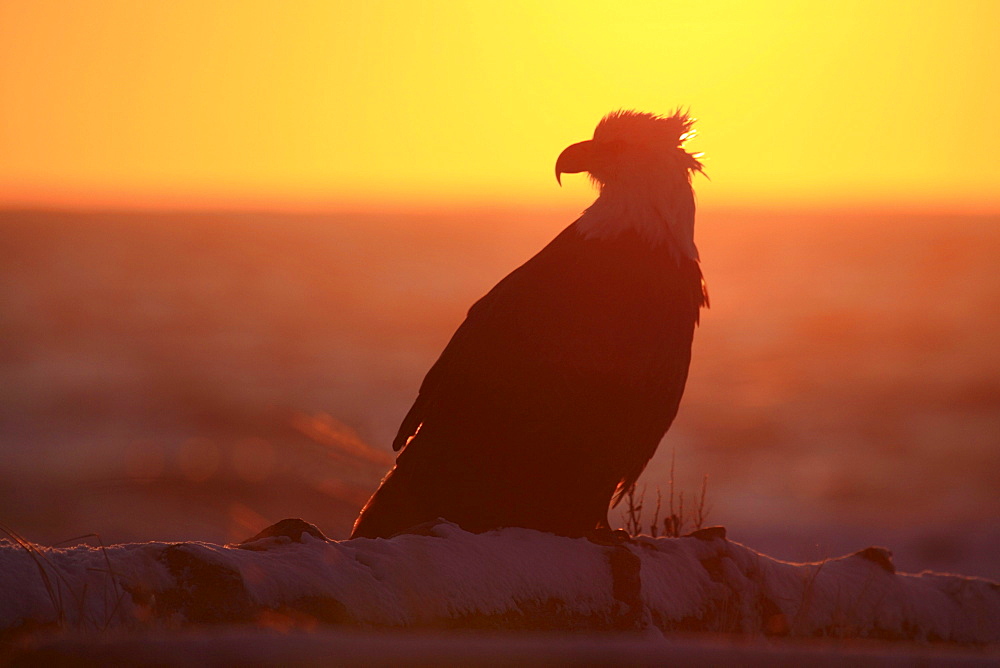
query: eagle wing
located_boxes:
[391,220,703,487]
[391,221,603,448]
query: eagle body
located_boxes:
[351,110,706,539]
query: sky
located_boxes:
[1,0,998,213]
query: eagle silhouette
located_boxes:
[352,110,707,538]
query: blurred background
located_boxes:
[1,2,998,578]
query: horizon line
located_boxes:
[1,202,997,220]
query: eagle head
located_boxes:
[555,110,702,188]
[556,109,704,258]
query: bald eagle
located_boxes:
[351,110,707,539]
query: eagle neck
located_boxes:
[574,181,699,263]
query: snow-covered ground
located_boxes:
[3,520,998,665]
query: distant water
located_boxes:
[1,208,998,578]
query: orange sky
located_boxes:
[1,0,998,213]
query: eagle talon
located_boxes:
[586,528,633,546]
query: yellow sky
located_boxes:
[1,0,997,212]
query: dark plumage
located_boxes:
[352,110,707,538]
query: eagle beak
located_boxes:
[555,140,594,186]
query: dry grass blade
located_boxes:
[54,532,128,631]
[617,449,710,538]
[0,523,65,625]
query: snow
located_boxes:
[2,521,998,654]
